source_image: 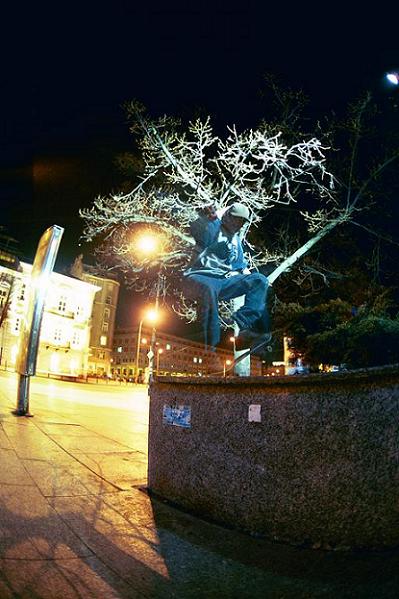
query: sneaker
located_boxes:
[235,330,271,351]
[223,313,248,329]
[235,329,262,351]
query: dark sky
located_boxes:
[1,3,398,279]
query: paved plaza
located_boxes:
[0,371,398,598]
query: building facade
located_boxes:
[81,270,120,376]
[0,262,100,377]
[112,325,262,379]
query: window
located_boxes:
[117,346,122,353]
[103,307,110,321]
[71,330,80,347]
[58,295,67,312]
[100,335,107,346]
[99,351,105,360]
[75,305,85,319]
[14,317,21,333]
[102,321,109,332]
[54,328,62,343]
[105,294,112,305]
[166,343,171,350]
[0,287,8,307]
[19,283,26,301]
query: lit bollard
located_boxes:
[14,374,32,417]
[13,225,64,417]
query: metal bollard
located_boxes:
[13,374,33,417]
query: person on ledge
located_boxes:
[183,202,270,351]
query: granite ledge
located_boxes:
[152,363,399,388]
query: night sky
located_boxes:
[1,2,398,326]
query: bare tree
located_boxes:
[80,93,398,324]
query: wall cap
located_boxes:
[151,363,399,388]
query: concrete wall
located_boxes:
[148,366,399,550]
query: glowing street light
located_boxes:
[146,308,158,322]
[386,72,399,86]
[224,359,232,377]
[135,307,160,383]
[136,234,159,254]
[133,229,166,382]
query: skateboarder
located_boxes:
[183,202,271,351]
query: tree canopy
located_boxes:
[80,80,399,330]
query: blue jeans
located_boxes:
[184,272,269,348]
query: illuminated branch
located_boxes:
[81,94,398,322]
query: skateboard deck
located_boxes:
[227,333,273,372]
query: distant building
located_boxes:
[0,262,99,377]
[80,271,120,376]
[66,255,120,376]
[112,325,262,379]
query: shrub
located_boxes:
[306,316,399,368]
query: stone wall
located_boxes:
[148,366,399,550]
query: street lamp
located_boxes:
[135,308,159,383]
[386,72,399,86]
[136,234,159,253]
[133,229,166,382]
[156,348,163,375]
[224,359,232,377]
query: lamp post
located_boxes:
[134,231,164,383]
[135,309,158,383]
[135,319,144,383]
[156,348,163,375]
[224,359,232,377]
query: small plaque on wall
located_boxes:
[248,404,261,422]
[163,404,191,428]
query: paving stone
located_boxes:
[50,494,172,595]
[74,452,147,489]
[0,486,92,560]
[0,556,137,598]
[0,448,35,486]
[48,435,132,453]
[21,457,119,497]
[2,423,66,459]
[34,422,96,437]
[0,428,13,449]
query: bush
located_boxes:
[306,316,399,368]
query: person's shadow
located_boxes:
[0,488,175,598]
[1,477,399,598]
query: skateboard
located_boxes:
[226,333,273,373]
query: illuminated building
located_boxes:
[112,326,262,379]
[80,271,120,376]
[66,256,120,376]
[0,261,102,377]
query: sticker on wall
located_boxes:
[163,404,191,428]
[248,404,261,422]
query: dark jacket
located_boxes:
[184,216,247,278]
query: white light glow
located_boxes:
[50,352,60,372]
[11,344,18,364]
[136,235,158,254]
[146,309,158,322]
[386,72,399,85]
